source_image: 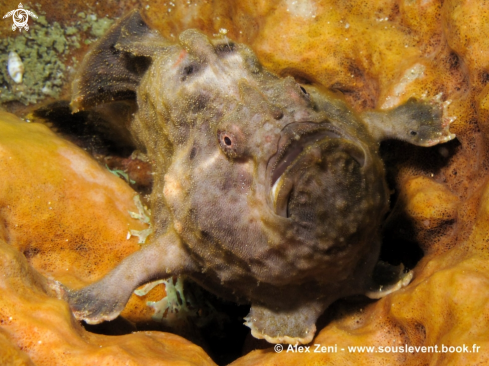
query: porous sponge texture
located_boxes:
[0,111,142,286]
[0,112,215,365]
[0,111,163,324]
[0,236,215,366]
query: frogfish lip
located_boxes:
[267,122,343,217]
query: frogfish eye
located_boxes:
[218,130,242,158]
[410,130,418,136]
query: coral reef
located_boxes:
[1,0,489,364]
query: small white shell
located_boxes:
[7,51,24,84]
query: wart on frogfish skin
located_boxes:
[62,10,456,345]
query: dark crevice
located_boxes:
[80,279,250,366]
[378,138,460,269]
[33,100,136,156]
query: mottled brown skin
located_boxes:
[66,11,455,344]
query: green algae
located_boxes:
[106,164,136,185]
[134,276,227,329]
[90,17,113,38]
[135,277,190,322]
[0,6,114,105]
[128,194,153,244]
